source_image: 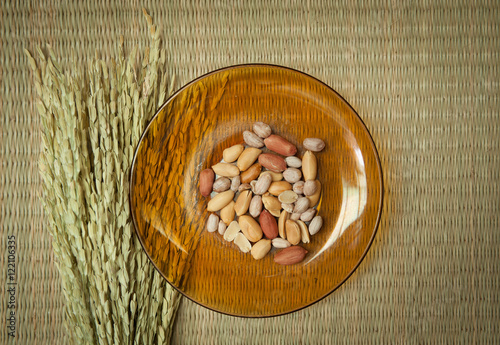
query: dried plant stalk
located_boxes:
[26,9,180,345]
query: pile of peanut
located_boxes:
[199,122,324,265]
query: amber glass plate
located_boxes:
[130,64,383,317]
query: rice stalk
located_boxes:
[25,10,181,345]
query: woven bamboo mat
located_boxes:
[1,0,499,344]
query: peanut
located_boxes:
[220,200,236,225]
[268,181,292,196]
[303,179,318,196]
[302,150,317,180]
[278,190,298,204]
[212,163,240,177]
[234,233,252,253]
[199,168,215,196]
[207,190,234,212]
[283,168,302,183]
[259,210,279,239]
[218,220,227,235]
[264,134,297,156]
[240,163,262,183]
[293,181,305,194]
[206,214,219,233]
[293,197,310,214]
[253,172,272,195]
[238,183,251,192]
[223,220,240,241]
[259,171,283,182]
[253,122,272,138]
[237,147,262,171]
[213,177,231,193]
[306,180,322,207]
[238,215,263,242]
[285,219,301,245]
[223,144,244,162]
[234,190,252,216]
[272,238,291,249]
[303,138,325,152]
[285,156,302,168]
[258,153,287,172]
[251,239,272,260]
[274,246,308,265]
[262,192,281,213]
[297,220,310,244]
[230,175,241,192]
[243,130,264,148]
[278,210,290,239]
[249,195,263,218]
[300,208,317,222]
[308,216,323,236]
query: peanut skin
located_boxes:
[199,169,215,196]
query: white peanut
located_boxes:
[308,216,323,235]
[249,195,263,218]
[207,214,219,232]
[283,168,302,183]
[285,156,302,168]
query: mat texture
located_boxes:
[1,0,499,344]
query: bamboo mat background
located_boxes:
[1,0,499,344]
